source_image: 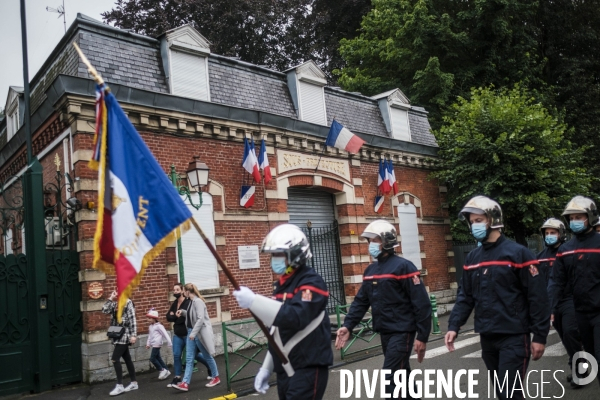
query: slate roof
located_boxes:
[14,13,437,150]
[77,32,168,93]
[324,88,388,137]
[409,109,436,147]
[208,57,296,118]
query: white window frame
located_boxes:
[397,203,422,270]
[168,48,211,102]
[177,192,219,290]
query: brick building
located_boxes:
[0,14,455,386]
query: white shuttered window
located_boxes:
[170,50,210,101]
[4,229,13,256]
[298,81,326,125]
[178,193,219,289]
[397,203,422,270]
[390,108,410,141]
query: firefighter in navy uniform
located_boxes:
[550,196,600,385]
[335,220,431,399]
[538,218,583,388]
[445,196,549,400]
[232,224,332,399]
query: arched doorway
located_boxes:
[287,188,345,313]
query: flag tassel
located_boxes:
[189,217,291,370]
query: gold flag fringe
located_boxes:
[116,218,191,322]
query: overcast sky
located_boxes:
[0,0,117,108]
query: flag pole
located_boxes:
[72,42,104,85]
[189,217,290,365]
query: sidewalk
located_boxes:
[5,313,473,400]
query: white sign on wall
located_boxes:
[238,245,260,270]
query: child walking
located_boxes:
[146,308,173,380]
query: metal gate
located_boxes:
[287,188,345,314]
[0,159,82,396]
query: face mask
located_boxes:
[369,242,382,258]
[173,293,182,299]
[570,220,587,234]
[545,235,558,246]
[471,222,488,241]
[271,257,288,274]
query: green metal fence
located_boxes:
[336,304,382,360]
[222,318,268,391]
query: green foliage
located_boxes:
[336,0,542,127]
[432,85,593,244]
[102,0,372,80]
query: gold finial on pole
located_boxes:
[72,42,105,85]
[54,154,61,171]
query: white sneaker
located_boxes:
[124,382,138,392]
[159,369,171,380]
[207,376,211,380]
[109,384,125,396]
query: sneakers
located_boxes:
[124,382,138,392]
[207,376,212,380]
[158,369,171,380]
[167,376,181,388]
[109,384,125,396]
[206,376,221,387]
[174,381,189,391]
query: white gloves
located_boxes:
[233,286,256,309]
[254,367,271,394]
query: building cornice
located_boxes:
[0,75,438,171]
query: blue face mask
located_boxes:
[545,235,558,246]
[271,257,288,274]
[369,242,382,258]
[471,222,488,241]
[570,220,587,234]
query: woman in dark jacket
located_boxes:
[165,283,211,388]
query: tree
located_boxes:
[102,0,372,79]
[432,85,593,245]
[336,0,543,128]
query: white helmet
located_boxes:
[459,195,503,229]
[361,220,399,251]
[261,224,312,267]
[562,196,599,226]
[540,218,567,243]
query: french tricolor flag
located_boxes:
[240,185,256,208]
[242,138,261,183]
[92,84,192,321]
[325,120,365,154]
[386,159,399,195]
[374,196,384,214]
[378,159,391,194]
[257,139,272,184]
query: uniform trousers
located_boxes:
[480,333,531,400]
[275,366,328,400]
[575,311,600,384]
[381,331,417,399]
[553,299,582,370]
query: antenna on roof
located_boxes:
[46,0,66,33]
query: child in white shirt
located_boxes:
[146,308,172,380]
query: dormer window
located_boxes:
[373,89,412,141]
[162,25,211,101]
[5,86,23,141]
[286,61,327,125]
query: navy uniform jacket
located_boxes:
[343,254,431,343]
[448,235,550,344]
[536,246,558,285]
[270,264,333,374]
[549,229,600,314]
